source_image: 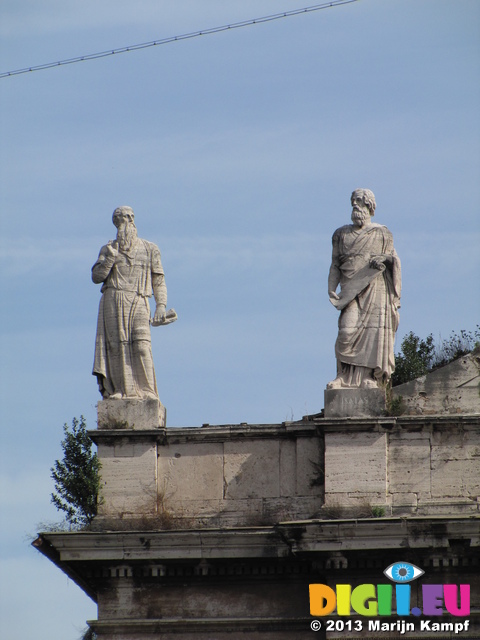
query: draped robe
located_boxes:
[328,223,401,385]
[92,238,166,399]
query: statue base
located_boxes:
[324,387,385,418]
[97,398,166,430]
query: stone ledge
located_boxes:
[316,414,480,431]
[37,516,480,562]
[89,422,319,444]
[89,617,313,634]
[88,414,480,443]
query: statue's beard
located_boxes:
[117,221,138,251]
[351,206,371,227]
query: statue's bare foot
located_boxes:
[327,378,343,390]
[361,379,378,389]
[109,392,123,399]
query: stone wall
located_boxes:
[322,416,480,516]
[91,413,480,528]
[92,424,324,528]
[393,348,480,415]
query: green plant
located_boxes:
[387,395,405,416]
[51,416,100,527]
[320,501,386,520]
[431,326,480,369]
[392,326,480,386]
[384,384,406,416]
[392,332,434,386]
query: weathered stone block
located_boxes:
[323,491,387,508]
[170,497,263,518]
[279,440,296,496]
[431,458,480,497]
[324,388,385,418]
[114,442,134,457]
[416,498,479,515]
[388,437,431,493]
[97,398,166,429]
[262,496,321,522]
[295,437,322,496]
[224,440,280,500]
[393,348,480,415]
[325,431,387,495]
[431,427,479,458]
[391,492,418,507]
[98,577,311,620]
[98,441,157,515]
[157,442,224,502]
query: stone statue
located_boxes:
[327,189,401,389]
[92,206,175,400]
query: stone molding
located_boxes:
[90,421,318,444]
[89,617,314,634]
[90,413,480,442]
[37,516,480,564]
[35,517,480,639]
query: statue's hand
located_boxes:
[105,240,119,258]
[370,255,386,270]
[151,305,166,326]
[329,290,340,300]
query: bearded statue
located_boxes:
[91,206,175,400]
[327,189,401,389]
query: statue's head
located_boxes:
[112,206,137,250]
[112,205,135,227]
[350,189,376,227]
[350,189,376,215]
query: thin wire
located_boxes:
[1,0,359,79]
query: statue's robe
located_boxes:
[329,223,401,385]
[92,238,166,398]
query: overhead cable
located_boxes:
[1,0,359,79]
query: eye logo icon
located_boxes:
[384,562,424,583]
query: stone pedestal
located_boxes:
[324,387,385,418]
[97,398,166,429]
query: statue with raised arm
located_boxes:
[92,206,175,400]
[327,189,401,389]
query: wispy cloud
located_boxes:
[0,236,100,278]
[0,232,330,279]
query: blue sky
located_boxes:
[1,1,479,638]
